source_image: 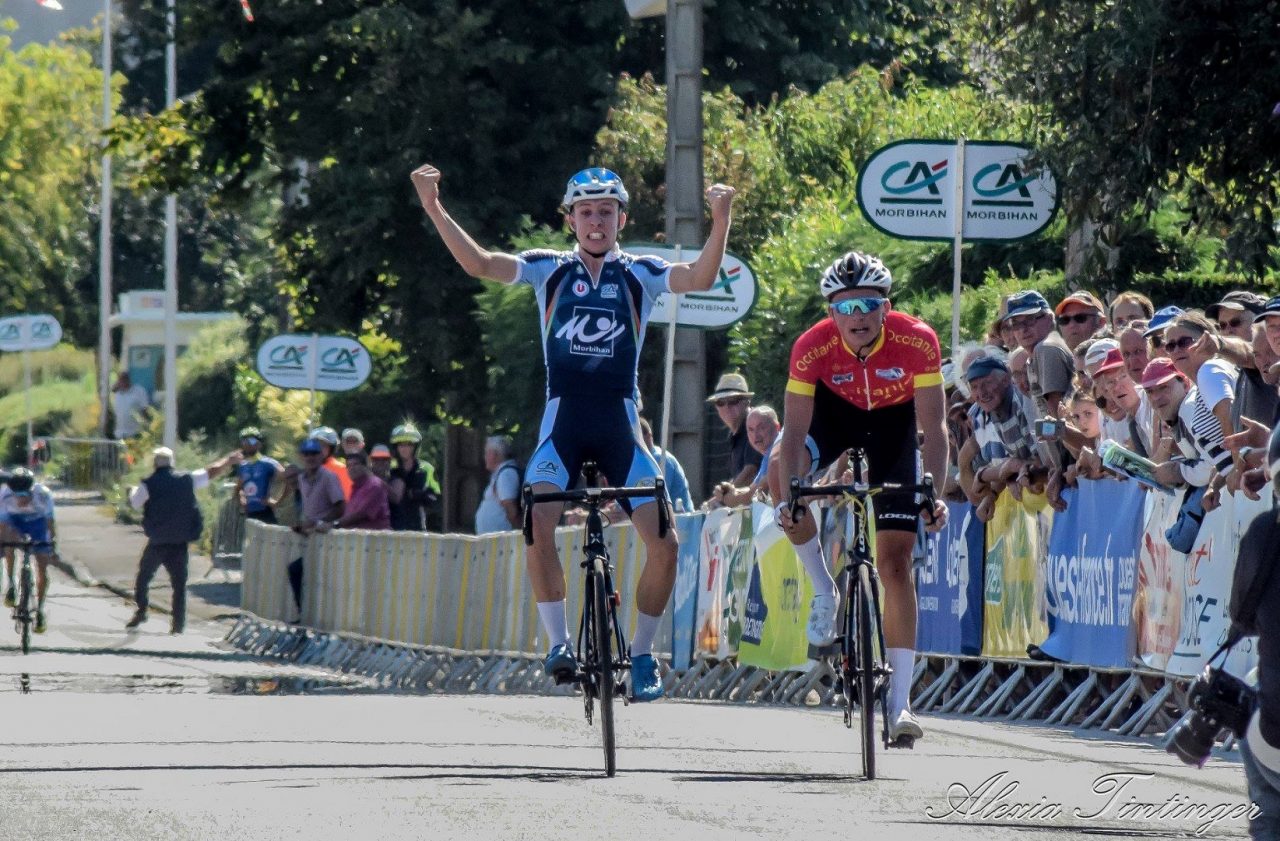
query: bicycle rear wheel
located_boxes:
[591,557,617,777]
[18,559,33,655]
[854,562,878,780]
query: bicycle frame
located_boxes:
[1,538,36,654]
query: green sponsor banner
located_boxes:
[982,490,1051,657]
[737,503,816,671]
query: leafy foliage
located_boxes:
[981,0,1280,274]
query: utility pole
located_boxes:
[98,0,114,438]
[161,0,179,449]
[664,0,707,497]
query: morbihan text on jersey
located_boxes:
[516,247,671,400]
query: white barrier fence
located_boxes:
[242,521,670,655]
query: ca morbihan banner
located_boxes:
[1039,480,1143,667]
[256,334,372,392]
[856,140,1058,242]
[0,314,62,352]
[670,512,707,670]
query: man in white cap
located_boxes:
[126,446,229,633]
[706,371,763,489]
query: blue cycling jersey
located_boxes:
[237,456,281,514]
[515,246,671,400]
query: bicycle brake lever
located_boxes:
[655,478,669,539]
[788,477,803,520]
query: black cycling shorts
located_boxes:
[808,383,921,533]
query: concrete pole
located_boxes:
[664,0,707,497]
[161,0,179,449]
[98,0,114,438]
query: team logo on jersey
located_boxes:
[572,279,590,298]
[534,460,559,475]
[555,307,624,357]
[600,283,619,299]
[875,367,906,381]
[831,372,856,385]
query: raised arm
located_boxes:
[410,164,520,284]
[668,184,736,294]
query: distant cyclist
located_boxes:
[777,251,949,742]
[0,468,58,633]
[412,162,735,701]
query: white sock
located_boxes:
[794,533,837,599]
[888,647,916,715]
[537,600,571,649]
[630,611,663,656]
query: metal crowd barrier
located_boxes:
[241,519,671,655]
[208,491,246,580]
[37,436,128,490]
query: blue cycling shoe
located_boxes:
[543,643,577,680]
[629,653,664,702]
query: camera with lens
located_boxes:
[1165,663,1256,767]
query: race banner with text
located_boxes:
[1039,479,1143,667]
[1163,492,1266,677]
[694,507,752,659]
[982,490,1052,658]
[917,500,985,655]
[1136,491,1184,671]
[670,512,707,670]
[736,502,816,672]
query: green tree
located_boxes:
[0,25,107,343]
[981,0,1280,274]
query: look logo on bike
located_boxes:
[776,250,949,743]
[412,162,736,701]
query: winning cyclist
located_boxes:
[0,468,58,633]
[777,251,949,742]
[411,162,735,701]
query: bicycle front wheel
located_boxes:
[591,557,617,777]
[18,560,33,656]
[854,562,878,780]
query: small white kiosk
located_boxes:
[107,290,235,399]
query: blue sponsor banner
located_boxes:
[1039,479,1143,667]
[917,501,984,655]
[670,512,705,670]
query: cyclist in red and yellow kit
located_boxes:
[778,250,949,742]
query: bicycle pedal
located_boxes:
[553,670,581,686]
[888,735,916,750]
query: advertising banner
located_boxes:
[1039,480,1143,667]
[1136,491,1185,671]
[669,512,706,670]
[917,501,985,655]
[630,244,757,330]
[737,503,816,672]
[256,334,372,392]
[694,506,750,658]
[0,314,62,352]
[982,490,1051,658]
[1166,499,1236,676]
[856,140,1059,242]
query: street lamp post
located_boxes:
[162,0,179,449]
[98,0,114,439]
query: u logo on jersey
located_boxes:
[572,279,590,297]
[556,307,625,357]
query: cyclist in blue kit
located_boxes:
[411,162,735,700]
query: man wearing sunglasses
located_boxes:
[1054,291,1105,352]
[410,162,736,702]
[776,249,948,744]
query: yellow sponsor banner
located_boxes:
[737,503,815,672]
[982,490,1051,658]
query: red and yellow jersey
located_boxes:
[786,310,943,410]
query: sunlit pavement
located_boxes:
[0,575,1256,840]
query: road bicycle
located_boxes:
[1,537,36,655]
[523,463,669,777]
[789,450,936,780]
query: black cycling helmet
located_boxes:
[819,250,893,300]
[6,467,34,493]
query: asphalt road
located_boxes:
[0,525,1258,840]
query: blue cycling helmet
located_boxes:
[562,167,629,210]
